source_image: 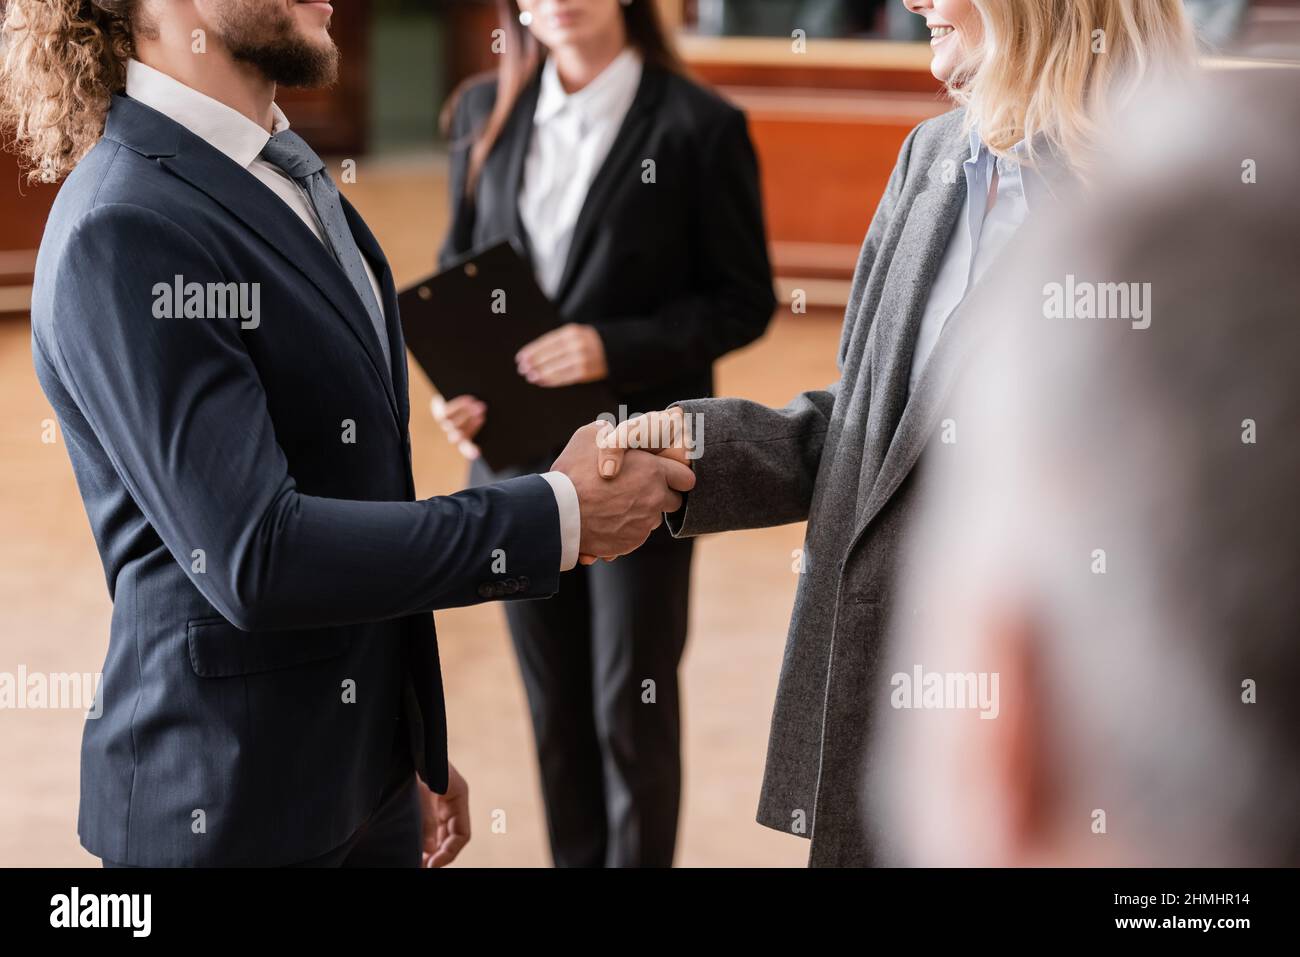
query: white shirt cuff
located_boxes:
[539,471,580,571]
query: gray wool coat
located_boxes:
[669,107,1029,866]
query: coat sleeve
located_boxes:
[39,202,562,632]
[667,122,921,535]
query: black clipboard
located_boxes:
[400,241,617,471]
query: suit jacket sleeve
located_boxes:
[39,203,562,632]
[594,106,776,391]
[667,123,921,536]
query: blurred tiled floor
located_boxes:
[0,154,842,867]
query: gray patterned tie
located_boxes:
[258,130,391,371]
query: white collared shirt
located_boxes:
[124,58,385,317]
[125,59,581,570]
[907,133,1049,393]
[518,48,643,298]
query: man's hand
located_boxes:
[596,407,691,479]
[516,323,608,387]
[552,421,695,561]
[420,761,471,868]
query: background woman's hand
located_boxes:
[431,393,486,461]
[515,323,608,387]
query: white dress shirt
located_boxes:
[907,132,1049,392]
[125,59,386,314]
[125,59,581,570]
[518,48,644,299]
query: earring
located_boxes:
[519,10,534,26]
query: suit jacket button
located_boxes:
[477,583,493,599]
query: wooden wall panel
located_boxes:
[443,1,500,93]
[721,87,949,289]
[739,94,947,243]
[276,0,372,155]
[0,165,58,315]
[678,41,946,289]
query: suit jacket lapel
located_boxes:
[343,195,406,429]
[105,97,402,430]
[496,75,541,260]
[551,65,665,304]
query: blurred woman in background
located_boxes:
[437,0,775,867]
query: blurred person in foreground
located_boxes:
[876,68,1300,866]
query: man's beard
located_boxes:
[216,2,339,88]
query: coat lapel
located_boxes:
[853,139,970,525]
[843,133,971,541]
[104,96,402,431]
[550,65,665,304]
[856,144,1075,537]
[853,262,998,540]
[851,133,1005,540]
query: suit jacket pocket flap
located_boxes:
[187,618,349,678]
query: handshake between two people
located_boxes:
[430,318,696,561]
[550,408,695,565]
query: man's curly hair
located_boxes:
[0,0,144,183]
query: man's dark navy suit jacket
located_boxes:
[30,95,563,866]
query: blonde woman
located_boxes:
[595,0,1198,866]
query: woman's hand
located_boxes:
[431,393,486,461]
[515,323,608,387]
[595,407,692,478]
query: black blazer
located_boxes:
[30,95,564,865]
[441,61,776,419]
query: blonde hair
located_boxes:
[0,0,144,184]
[950,0,1198,176]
